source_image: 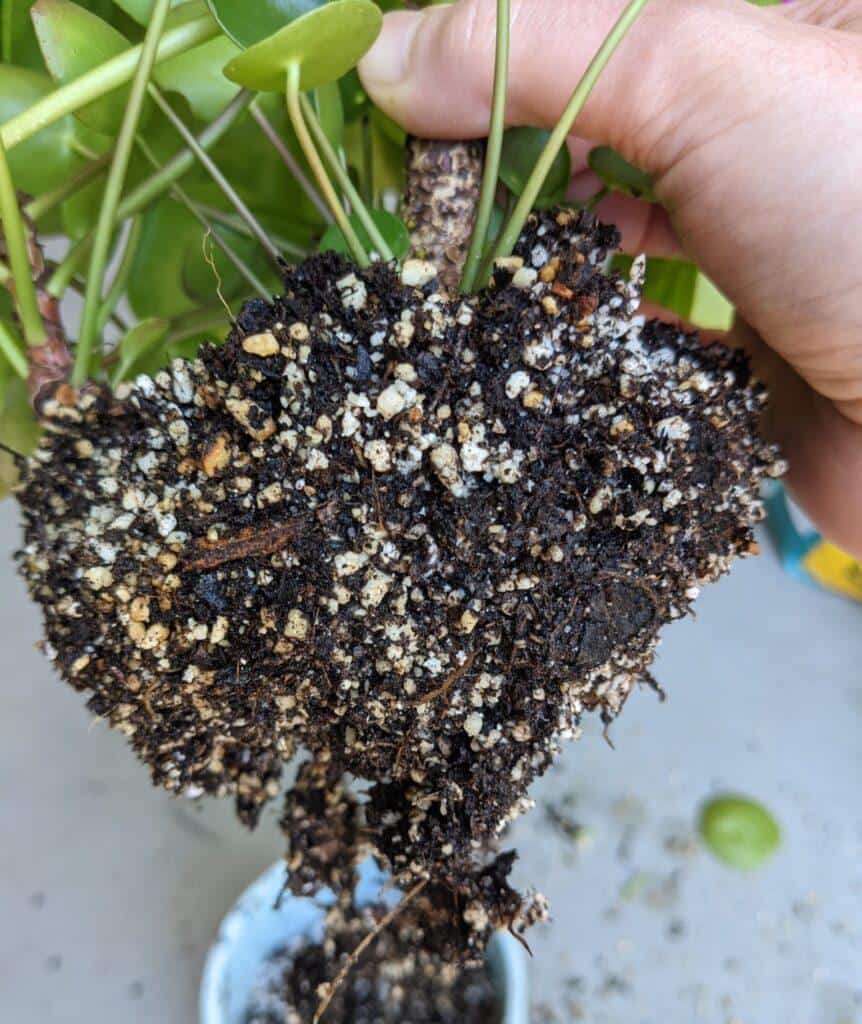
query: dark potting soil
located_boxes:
[16,209,784,952]
[244,901,499,1024]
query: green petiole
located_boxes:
[194,204,307,261]
[460,0,510,294]
[136,136,272,302]
[480,0,650,282]
[0,319,30,379]
[25,153,112,224]
[96,216,143,337]
[0,135,46,347]
[46,90,254,300]
[0,12,219,154]
[249,102,332,226]
[148,85,282,271]
[284,63,369,268]
[298,94,393,262]
[74,0,173,386]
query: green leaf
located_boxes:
[110,0,186,23]
[155,34,241,121]
[699,794,781,870]
[499,126,571,209]
[0,375,40,456]
[205,0,324,48]
[613,255,733,330]
[31,0,145,135]
[588,145,655,201]
[369,105,405,148]
[318,208,408,260]
[314,80,344,151]
[222,0,383,92]
[2,0,43,67]
[339,68,368,122]
[127,198,272,320]
[111,317,169,384]
[0,64,81,193]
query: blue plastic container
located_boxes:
[200,860,530,1024]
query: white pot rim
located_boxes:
[200,860,530,1024]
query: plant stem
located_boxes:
[584,185,609,211]
[72,276,129,332]
[96,216,142,335]
[0,136,46,346]
[24,153,112,223]
[0,12,218,153]
[148,85,282,270]
[460,0,510,294]
[284,63,369,268]
[0,319,30,379]
[298,94,392,262]
[46,90,253,299]
[481,0,650,280]
[74,0,173,386]
[249,102,332,225]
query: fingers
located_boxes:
[725,319,862,559]
[359,0,796,174]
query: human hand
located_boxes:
[359,0,862,557]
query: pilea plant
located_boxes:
[1,0,785,1014]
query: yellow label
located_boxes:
[802,541,862,602]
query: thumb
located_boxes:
[359,0,808,174]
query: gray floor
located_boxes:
[1,495,860,1023]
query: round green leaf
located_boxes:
[0,65,81,193]
[110,0,186,24]
[111,317,169,385]
[339,68,369,122]
[222,0,382,93]
[205,0,323,48]
[588,145,655,201]
[0,375,40,456]
[2,0,44,68]
[155,34,241,121]
[369,105,405,148]
[314,80,344,151]
[499,126,571,209]
[699,794,781,870]
[318,208,408,260]
[31,0,146,135]
[127,198,273,320]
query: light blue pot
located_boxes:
[200,860,530,1024]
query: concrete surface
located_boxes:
[0,494,859,1023]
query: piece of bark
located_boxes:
[403,138,484,293]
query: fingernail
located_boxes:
[359,13,418,91]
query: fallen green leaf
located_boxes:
[699,794,781,870]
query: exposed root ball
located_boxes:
[16,211,784,946]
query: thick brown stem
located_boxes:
[2,208,72,404]
[402,138,483,293]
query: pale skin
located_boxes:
[359,0,862,558]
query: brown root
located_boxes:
[313,878,428,1024]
